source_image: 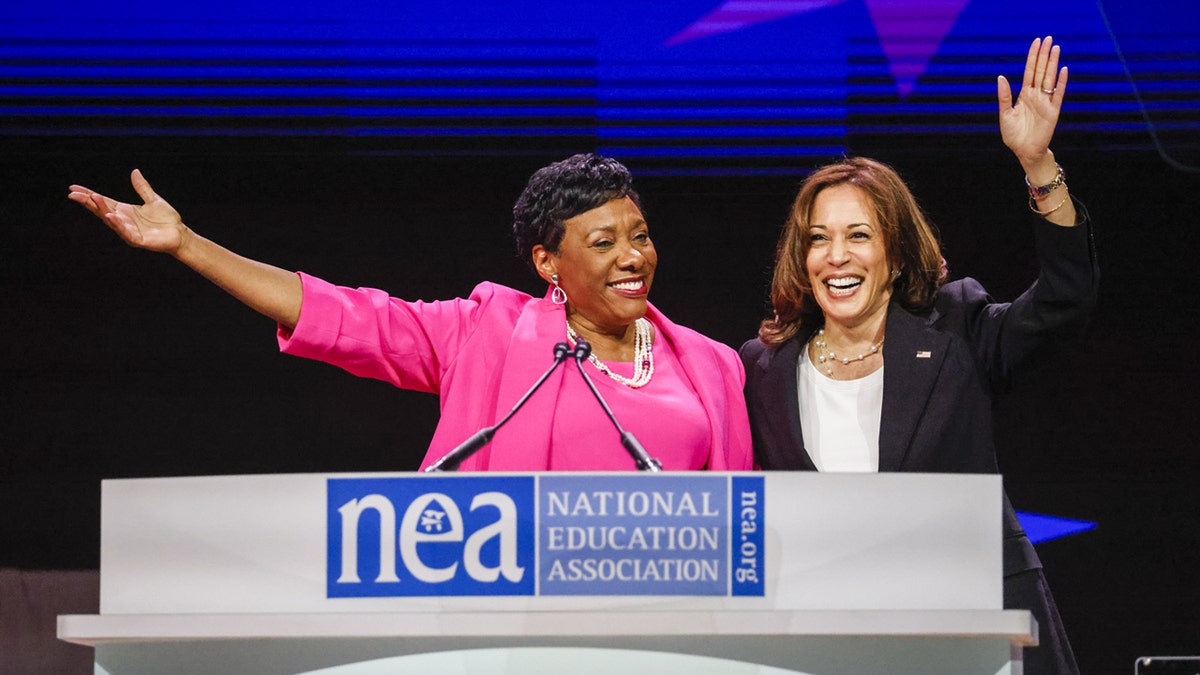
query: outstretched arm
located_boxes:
[997,36,1077,228]
[68,169,303,329]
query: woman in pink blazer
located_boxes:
[69,154,753,472]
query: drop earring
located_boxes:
[550,274,568,305]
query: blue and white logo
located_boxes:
[731,475,765,596]
[539,474,728,595]
[327,476,536,597]
[327,474,765,598]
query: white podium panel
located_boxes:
[64,610,1034,675]
[59,472,1031,674]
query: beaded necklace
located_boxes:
[812,327,884,377]
[566,317,654,388]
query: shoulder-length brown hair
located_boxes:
[759,157,948,346]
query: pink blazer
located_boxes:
[279,274,753,472]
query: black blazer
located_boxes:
[740,207,1099,576]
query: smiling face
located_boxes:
[534,195,657,336]
[805,183,894,333]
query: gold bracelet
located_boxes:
[1029,187,1070,216]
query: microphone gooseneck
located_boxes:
[570,338,663,472]
[424,342,572,472]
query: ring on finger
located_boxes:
[1040,87,1055,94]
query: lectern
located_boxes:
[59,472,1035,674]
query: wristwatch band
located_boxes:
[1026,163,1065,199]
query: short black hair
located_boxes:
[512,153,642,272]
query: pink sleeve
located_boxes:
[277,273,486,394]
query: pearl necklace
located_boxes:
[566,318,655,388]
[812,328,884,377]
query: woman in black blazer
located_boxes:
[740,37,1097,675]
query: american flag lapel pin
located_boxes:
[916,350,932,359]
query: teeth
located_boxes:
[827,277,862,288]
[611,280,643,291]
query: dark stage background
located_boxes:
[3,1,1200,672]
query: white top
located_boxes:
[797,346,883,472]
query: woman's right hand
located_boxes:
[69,169,303,327]
[997,36,1067,171]
[69,169,188,255]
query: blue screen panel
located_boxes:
[2,0,1196,173]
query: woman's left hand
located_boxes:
[998,36,1067,168]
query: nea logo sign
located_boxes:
[327,476,536,597]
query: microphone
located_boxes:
[424,342,572,472]
[570,338,663,472]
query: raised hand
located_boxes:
[997,36,1068,167]
[68,169,188,255]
